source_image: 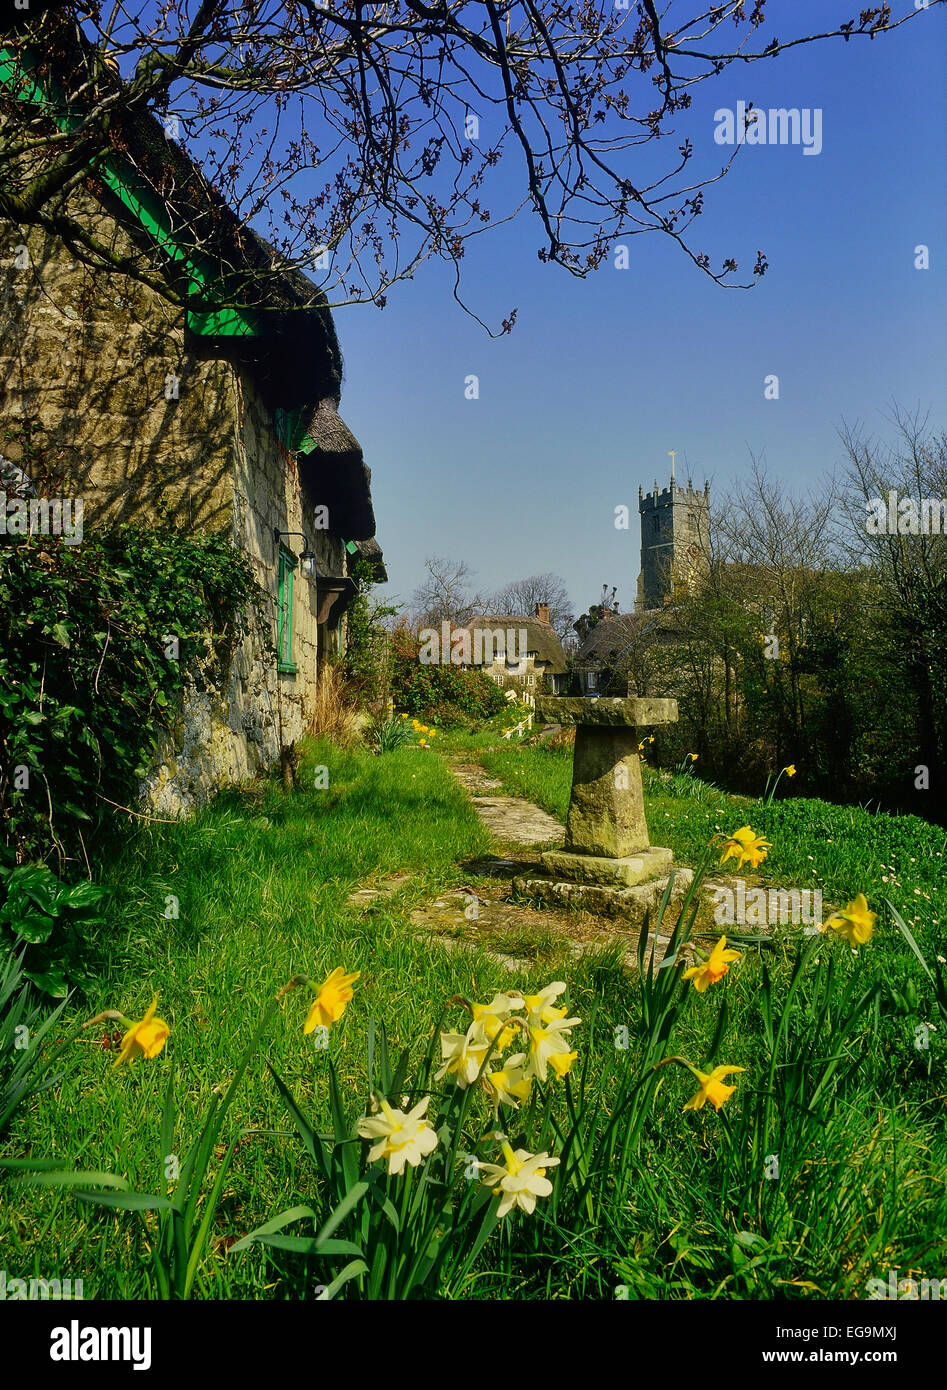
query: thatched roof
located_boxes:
[464,615,568,675]
[575,612,674,666]
[3,16,377,540]
[351,537,388,583]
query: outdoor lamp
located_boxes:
[274,529,317,577]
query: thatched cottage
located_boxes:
[456,605,569,696]
[0,31,383,814]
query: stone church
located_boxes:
[0,29,383,814]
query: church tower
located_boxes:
[635,463,710,612]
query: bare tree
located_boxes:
[1,3,937,331]
[837,406,947,778]
[411,555,482,628]
[488,572,574,640]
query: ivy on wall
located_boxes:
[0,516,271,874]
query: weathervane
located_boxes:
[668,450,677,485]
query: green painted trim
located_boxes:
[0,44,259,339]
[276,544,297,672]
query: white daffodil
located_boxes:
[478,1141,560,1217]
[356,1096,439,1175]
[526,1014,581,1083]
[521,981,568,1026]
[482,1053,533,1112]
[434,1021,491,1088]
[471,991,524,1049]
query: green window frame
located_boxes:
[277,544,298,674]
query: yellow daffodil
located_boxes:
[401,712,408,720]
[471,992,523,1050]
[684,1064,746,1113]
[547,1049,579,1080]
[785,764,797,777]
[638,740,646,752]
[435,1022,491,1087]
[719,825,771,870]
[304,966,360,1034]
[682,936,742,993]
[522,981,567,1025]
[357,1096,439,1175]
[483,1053,533,1111]
[114,995,170,1067]
[648,735,655,744]
[689,753,699,763]
[419,739,427,747]
[477,1140,560,1217]
[526,1013,581,1083]
[821,893,876,947]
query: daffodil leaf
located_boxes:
[231,1234,364,1258]
[20,1170,130,1190]
[315,1179,369,1247]
[322,1258,369,1299]
[229,1204,319,1252]
[74,1189,176,1211]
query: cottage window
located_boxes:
[587,671,598,691]
[277,544,298,674]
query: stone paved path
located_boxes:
[448,761,565,846]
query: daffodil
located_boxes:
[521,981,567,1025]
[401,712,408,720]
[114,995,170,1067]
[821,893,876,946]
[435,1022,491,1087]
[683,1064,746,1113]
[785,764,797,777]
[547,1048,578,1080]
[477,1140,560,1217]
[357,1096,439,1175]
[471,992,523,1050]
[689,753,699,762]
[526,1013,581,1083]
[682,936,742,993]
[483,1054,533,1111]
[304,966,360,1034]
[719,825,771,870]
[419,738,427,747]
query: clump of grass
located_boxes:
[307,664,362,747]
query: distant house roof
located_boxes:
[2,20,378,540]
[575,611,675,667]
[463,614,569,676]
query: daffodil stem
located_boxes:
[82,1010,132,1029]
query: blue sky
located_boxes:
[327,2,947,620]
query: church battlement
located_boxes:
[635,469,710,612]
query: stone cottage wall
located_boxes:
[0,198,343,816]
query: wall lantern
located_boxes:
[274,529,317,577]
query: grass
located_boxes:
[480,743,947,933]
[2,735,946,1300]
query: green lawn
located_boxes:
[2,737,946,1300]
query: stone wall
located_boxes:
[1,195,345,816]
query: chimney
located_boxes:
[535,602,550,624]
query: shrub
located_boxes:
[389,632,507,723]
